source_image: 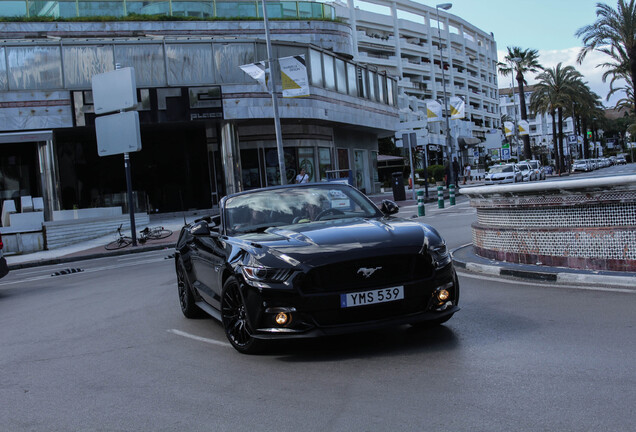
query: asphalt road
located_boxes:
[2,181,635,431]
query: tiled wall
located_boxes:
[464,181,636,272]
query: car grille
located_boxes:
[297,254,434,294]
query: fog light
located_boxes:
[437,289,450,301]
[275,312,289,325]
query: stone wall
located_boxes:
[460,175,636,272]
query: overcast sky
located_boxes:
[347,0,625,107]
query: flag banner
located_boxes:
[426,100,442,122]
[240,61,268,90]
[504,121,515,137]
[450,96,465,119]
[279,55,310,98]
[518,120,529,136]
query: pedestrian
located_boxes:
[463,163,471,184]
[295,168,309,184]
[452,157,460,187]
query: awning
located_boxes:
[457,136,481,148]
[378,154,404,162]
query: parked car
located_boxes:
[485,163,522,184]
[616,156,627,165]
[0,233,8,280]
[572,159,591,172]
[174,183,460,354]
[526,159,546,180]
[515,162,536,182]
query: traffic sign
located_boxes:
[501,148,511,160]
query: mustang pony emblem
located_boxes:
[357,267,382,278]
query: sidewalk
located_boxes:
[5,215,194,270]
[452,244,636,290]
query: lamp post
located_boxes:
[509,56,522,161]
[436,3,454,186]
[261,0,286,185]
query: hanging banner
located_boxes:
[450,96,465,119]
[504,121,515,137]
[279,55,310,98]
[240,61,269,90]
[426,100,442,122]
[518,120,530,136]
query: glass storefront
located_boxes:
[0,142,39,213]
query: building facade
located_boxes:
[332,0,499,163]
[499,85,576,161]
[0,1,398,222]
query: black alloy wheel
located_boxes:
[221,276,266,354]
[177,259,203,318]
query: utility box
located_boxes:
[391,172,406,201]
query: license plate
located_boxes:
[340,286,404,308]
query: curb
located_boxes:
[7,243,176,271]
[451,244,636,289]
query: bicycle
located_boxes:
[139,226,172,240]
[105,224,133,250]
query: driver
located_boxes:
[296,203,321,223]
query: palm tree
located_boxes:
[572,85,604,159]
[530,63,583,174]
[576,0,636,110]
[499,47,543,160]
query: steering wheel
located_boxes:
[315,208,345,221]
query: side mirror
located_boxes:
[380,199,399,215]
[191,221,211,236]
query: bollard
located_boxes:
[437,186,444,209]
[449,184,456,206]
[417,190,425,216]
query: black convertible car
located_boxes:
[175,183,459,354]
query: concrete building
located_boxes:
[499,85,576,161]
[0,1,398,228]
[331,0,499,165]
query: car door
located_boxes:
[188,221,226,309]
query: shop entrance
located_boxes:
[55,123,212,213]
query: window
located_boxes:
[347,63,357,97]
[323,54,335,90]
[336,58,347,94]
[310,49,323,87]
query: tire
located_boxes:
[177,260,204,319]
[148,228,172,240]
[221,276,267,354]
[105,237,132,250]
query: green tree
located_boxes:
[576,0,636,110]
[498,47,543,160]
[530,63,584,173]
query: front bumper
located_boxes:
[242,264,460,340]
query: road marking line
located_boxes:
[167,329,231,347]
[0,258,167,287]
[456,270,636,294]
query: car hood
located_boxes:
[233,217,443,267]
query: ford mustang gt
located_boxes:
[175,183,459,354]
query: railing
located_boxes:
[0,0,336,20]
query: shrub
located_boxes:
[428,164,445,182]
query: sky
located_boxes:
[348,0,625,108]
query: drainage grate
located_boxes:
[51,268,84,277]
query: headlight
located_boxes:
[241,265,293,287]
[430,243,451,268]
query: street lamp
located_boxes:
[436,3,454,186]
[509,56,521,161]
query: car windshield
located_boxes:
[517,164,530,170]
[574,160,586,164]
[223,184,381,235]
[489,165,513,173]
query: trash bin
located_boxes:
[391,172,406,201]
